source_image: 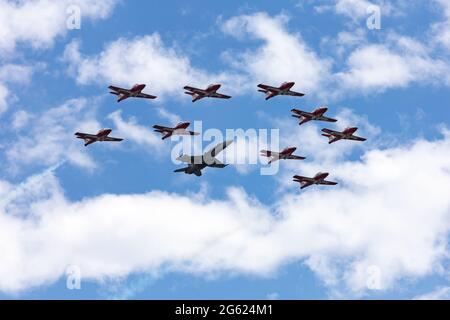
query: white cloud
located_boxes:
[63,36,244,99]
[0,64,34,115]
[108,110,164,151]
[432,0,450,52]
[0,0,118,56]
[0,132,449,295]
[3,98,100,173]
[220,12,332,94]
[334,35,450,94]
[11,110,32,130]
[0,85,8,115]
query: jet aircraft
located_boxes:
[153,122,200,140]
[257,82,305,100]
[293,172,338,189]
[174,140,233,176]
[109,84,157,103]
[321,127,367,144]
[260,147,306,164]
[291,107,337,125]
[75,129,123,147]
[183,84,231,103]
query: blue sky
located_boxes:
[0,0,450,300]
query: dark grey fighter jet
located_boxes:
[174,140,233,177]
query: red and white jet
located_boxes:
[153,122,200,140]
[109,84,157,103]
[321,127,367,144]
[293,172,338,190]
[257,82,305,100]
[75,129,123,147]
[260,147,306,164]
[184,84,232,103]
[291,107,337,125]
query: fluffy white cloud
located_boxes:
[1,131,449,295]
[0,64,34,114]
[334,35,450,94]
[3,98,101,173]
[108,110,165,151]
[432,0,450,52]
[0,85,8,114]
[11,110,32,130]
[0,0,118,56]
[63,36,245,99]
[221,12,332,94]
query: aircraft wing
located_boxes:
[319,180,338,186]
[291,109,312,117]
[257,84,280,92]
[174,166,202,176]
[293,176,315,189]
[104,137,124,142]
[265,92,278,100]
[108,86,130,94]
[288,155,306,160]
[286,90,305,97]
[184,86,206,95]
[211,92,232,99]
[318,116,338,123]
[136,92,157,99]
[153,125,172,132]
[75,132,98,139]
[293,175,314,183]
[205,140,233,159]
[348,135,367,142]
[322,128,342,136]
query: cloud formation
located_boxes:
[63,36,245,99]
[0,0,118,56]
[2,98,101,173]
[1,132,449,295]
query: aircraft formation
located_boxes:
[75,81,367,189]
